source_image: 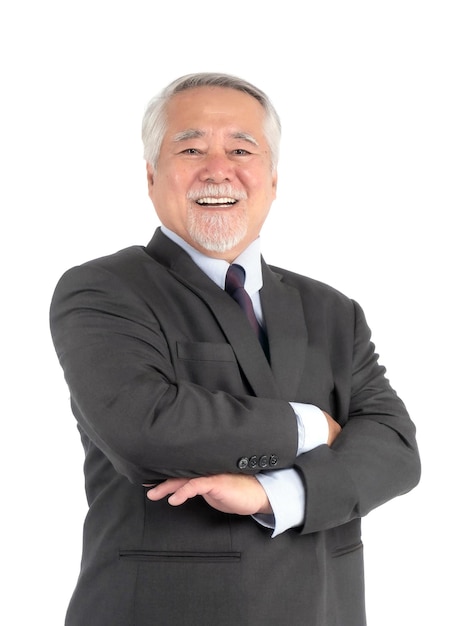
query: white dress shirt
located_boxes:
[161,226,328,536]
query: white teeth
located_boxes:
[196,197,237,205]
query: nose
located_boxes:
[199,152,234,183]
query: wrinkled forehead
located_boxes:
[163,87,268,145]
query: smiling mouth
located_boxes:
[195,197,238,207]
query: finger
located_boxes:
[146,478,189,501]
[167,476,215,506]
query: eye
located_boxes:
[232,148,251,155]
[181,148,200,155]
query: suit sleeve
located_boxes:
[295,300,420,534]
[50,263,299,484]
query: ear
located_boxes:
[271,170,278,198]
[146,162,154,190]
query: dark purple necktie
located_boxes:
[225,264,268,355]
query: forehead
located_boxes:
[164,86,266,136]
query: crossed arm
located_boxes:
[51,264,419,533]
[146,411,341,516]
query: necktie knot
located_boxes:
[225,264,246,296]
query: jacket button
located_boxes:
[269,454,279,467]
[249,455,258,468]
[237,457,249,469]
[259,455,268,468]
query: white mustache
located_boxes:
[187,184,247,201]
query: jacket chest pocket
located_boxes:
[175,341,246,394]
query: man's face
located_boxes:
[147,86,278,260]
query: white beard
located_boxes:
[187,206,248,253]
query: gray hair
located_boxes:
[142,72,281,171]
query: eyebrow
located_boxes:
[172,129,205,143]
[232,131,259,146]
[171,129,259,146]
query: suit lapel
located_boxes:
[145,229,280,398]
[260,261,308,400]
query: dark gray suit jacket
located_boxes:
[50,228,420,626]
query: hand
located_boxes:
[323,411,342,446]
[146,474,273,516]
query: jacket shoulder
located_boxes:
[52,245,162,291]
[67,245,150,275]
[267,264,353,307]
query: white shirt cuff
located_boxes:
[290,402,329,455]
[254,469,305,537]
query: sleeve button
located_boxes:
[237,457,249,470]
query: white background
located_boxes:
[1,1,468,624]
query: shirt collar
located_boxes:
[160,226,263,296]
